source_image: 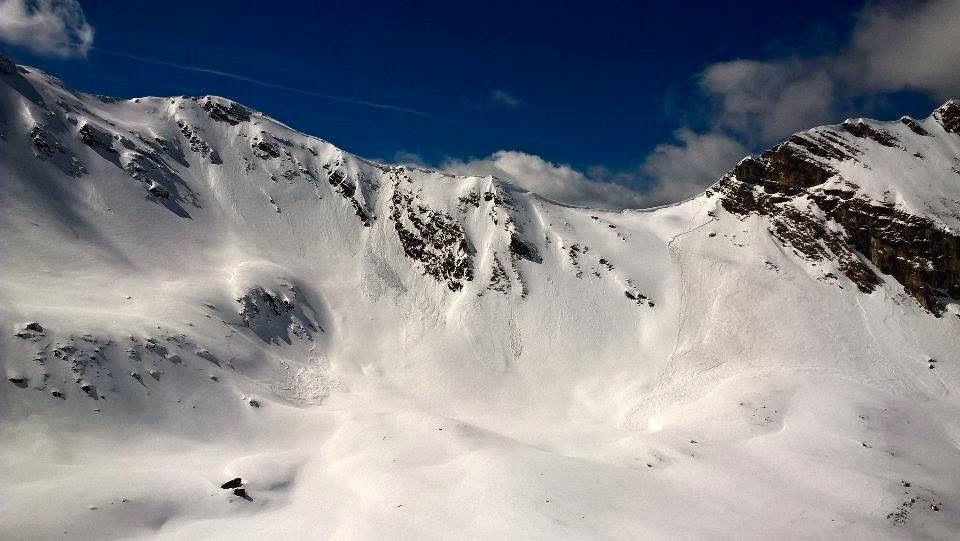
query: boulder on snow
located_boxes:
[509,234,542,264]
[220,477,243,489]
[15,322,45,338]
[78,123,116,152]
[146,181,170,199]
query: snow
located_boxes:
[1,60,959,539]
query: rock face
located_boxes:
[201,97,250,125]
[717,104,960,316]
[389,179,475,291]
[236,285,321,344]
[0,53,14,75]
[935,100,960,134]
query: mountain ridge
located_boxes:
[2,54,960,539]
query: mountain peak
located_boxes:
[717,102,960,315]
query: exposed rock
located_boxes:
[934,100,960,134]
[0,53,15,75]
[812,194,959,312]
[509,234,542,263]
[177,120,219,163]
[326,168,374,226]
[235,285,317,344]
[146,181,170,199]
[458,191,481,210]
[253,139,281,159]
[202,98,250,125]
[195,349,220,365]
[719,115,960,315]
[841,119,900,148]
[16,322,45,338]
[29,125,65,157]
[78,123,116,152]
[220,478,243,489]
[390,188,474,291]
[486,255,510,294]
[899,116,929,137]
[237,288,293,327]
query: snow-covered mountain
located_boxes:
[1,54,959,539]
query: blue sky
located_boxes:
[2,0,958,207]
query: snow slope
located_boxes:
[2,57,959,539]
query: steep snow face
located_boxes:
[1,57,959,539]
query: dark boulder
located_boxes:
[220,477,243,489]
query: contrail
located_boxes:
[93,48,455,123]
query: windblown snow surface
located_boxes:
[2,59,959,539]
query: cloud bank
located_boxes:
[441,151,651,210]
[700,0,960,143]
[436,2,960,211]
[642,0,960,199]
[639,129,747,204]
[0,0,94,58]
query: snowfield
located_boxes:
[2,58,959,539]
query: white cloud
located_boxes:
[696,0,960,144]
[622,0,960,207]
[393,137,747,210]
[845,0,960,99]
[441,151,649,210]
[0,0,94,58]
[640,129,748,204]
[391,150,430,168]
[700,59,836,142]
[490,89,523,108]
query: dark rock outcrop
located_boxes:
[237,288,294,327]
[220,478,243,489]
[390,188,474,291]
[146,181,170,199]
[177,120,220,164]
[29,124,65,157]
[899,116,930,137]
[78,123,116,152]
[509,234,542,263]
[326,168,374,226]
[842,119,900,148]
[202,98,250,125]
[16,322,45,338]
[0,53,15,75]
[235,285,318,344]
[718,107,960,315]
[934,100,960,134]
